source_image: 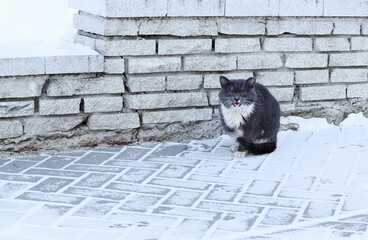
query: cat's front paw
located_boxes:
[230,145,238,152]
[234,151,247,158]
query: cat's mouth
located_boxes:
[233,103,241,108]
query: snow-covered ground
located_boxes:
[0,0,84,57]
[0,114,368,240]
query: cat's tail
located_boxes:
[237,138,276,155]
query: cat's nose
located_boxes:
[234,96,240,102]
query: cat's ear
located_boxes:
[220,76,230,88]
[245,77,256,88]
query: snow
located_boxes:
[0,0,98,58]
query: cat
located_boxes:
[218,76,280,158]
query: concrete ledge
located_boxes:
[70,0,368,17]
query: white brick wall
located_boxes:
[127,76,166,92]
[314,38,350,52]
[295,70,329,84]
[167,75,203,91]
[185,56,237,72]
[158,39,212,55]
[330,53,368,67]
[300,86,346,101]
[143,108,213,124]
[87,113,140,130]
[96,39,156,56]
[39,99,81,116]
[84,96,123,113]
[129,57,181,74]
[238,54,283,70]
[331,69,368,83]
[264,38,312,52]
[285,54,328,68]
[215,38,261,53]
[0,120,23,139]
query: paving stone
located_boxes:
[245,180,280,196]
[75,152,114,165]
[73,199,118,217]
[16,155,49,161]
[23,204,72,225]
[65,164,124,173]
[0,211,25,231]
[0,173,41,183]
[307,221,368,232]
[154,206,221,220]
[149,178,211,190]
[17,192,85,205]
[261,208,298,225]
[123,225,168,240]
[114,147,151,160]
[116,168,156,183]
[35,156,75,169]
[0,199,37,212]
[279,190,342,202]
[283,175,316,191]
[0,161,38,173]
[197,201,263,214]
[217,213,258,232]
[195,160,230,175]
[240,196,304,209]
[157,164,193,178]
[25,168,85,178]
[189,174,250,185]
[104,160,162,169]
[30,178,74,193]
[106,182,170,196]
[63,187,129,201]
[0,182,31,198]
[303,201,337,218]
[232,157,266,171]
[108,212,177,226]
[170,219,214,239]
[151,144,187,157]
[120,194,161,213]
[144,156,200,166]
[180,151,234,161]
[205,185,242,202]
[163,190,202,207]
[75,173,114,188]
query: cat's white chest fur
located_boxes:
[221,103,255,130]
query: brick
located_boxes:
[23,204,72,225]
[264,38,312,52]
[285,54,328,68]
[0,120,23,139]
[0,101,34,118]
[39,98,81,116]
[303,201,337,218]
[246,180,280,196]
[348,84,368,98]
[330,53,368,67]
[96,39,155,56]
[45,55,103,74]
[333,21,362,34]
[189,174,249,185]
[106,182,170,195]
[66,164,123,173]
[152,144,187,157]
[257,72,294,86]
[170,219,214,239]
[74,34,96,49]
[196,160,229,176]
[198,201,263,214]
[76,173,114,188]
[167,74,203,91]
[185,55,237,71]
[104,58,125,73]
[25,168,84,178]
[64,187,128,201]
[73,12,105,35]
[129,57,181,74]
[105,160,160,169]
[215,38,261,53]
[324,0,368,16]
[0,174,41,183]
[351,37,368,50]
[163,190,202,207]
[238,54,283,70]
[225,0,279,16]
[218,213,257,232]
[47,76,124,96]
[143,108,212,124]
[83,96,123,113]
[261,208,298,225]
[363,22,368,35]
[74,199,118,217]
[279,0,323,16]
[120,194,161,212]
[267,20,333,35]
[36,156,75,169]
[139,19,217,36]
[300,85,346,101]
[331,69,368,83]
[17,192,85,205]
[295,70,329,84]
[314,38,350,52]
[124,92,208,109]
[87,113,140,130]
[167,0,225,16]
[206,185,242,202]
[127,76,166,92]
[0,57,44,77]
[31,178,74,193]
[217,19,265,35]
[24,116,84,134]
[240,195,304,208]
[0,76,46,98]
[269,87,295,102]
[117,168,155,183]
[159,39,212,55]
[0,183,30,199]
[284,175,315,190]
[157,165,193,178]
[154,206,220,220]
[114,147,151,160]
[108,212,176,226]
[204,72,253,89]
[148,178,211,191]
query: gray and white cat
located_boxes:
[219,76,280,158]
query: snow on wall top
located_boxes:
[70,0,368,18]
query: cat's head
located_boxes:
[219,76,257,109]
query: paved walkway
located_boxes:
[0,116,368,240]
